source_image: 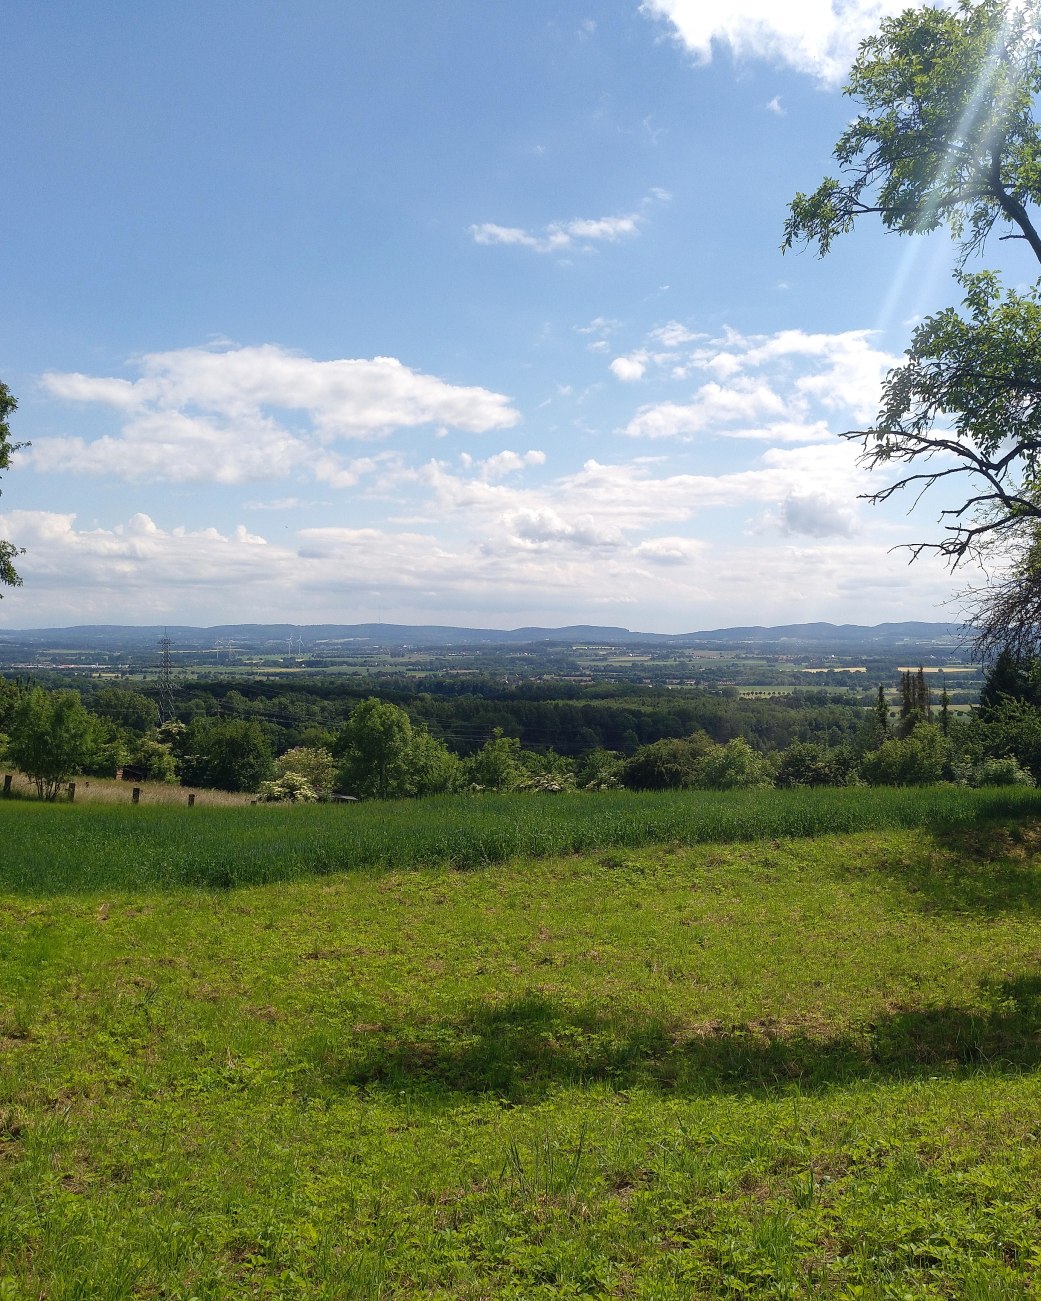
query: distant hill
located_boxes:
[689,621,968,646]
[0,619,969,653]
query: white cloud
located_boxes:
[615,324,898,440]
[766,95,785,115]
[575,316,621,337]
[634,536,707,565]
[0,496,962,630]
[649,321,702,347]
[502,507,625,549]
[459,449,546,480]
[777,491,857,537]
[622,379,789,437]
[610,353,649,382]
[244,496,321,511]
[33,345,518,485]
[471,191,667,255]
[640,0,923,87]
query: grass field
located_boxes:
[1,770,252,807]
[4,789,1041,1296]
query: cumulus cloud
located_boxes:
[622,379,789,438]
[777,491,857,537]
[471,190,668,255]
[640,0,922,87]
[0,497,960,630]
[610,353,649,382]
[616,324,898,440]
[33,345,518,485]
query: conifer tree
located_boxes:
[900,671,913,721]
[874,683,890,745]
[916,666,932,720]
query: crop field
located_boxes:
[4,789,1041,1296]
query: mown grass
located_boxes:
[4,793,1041,1295]
[1,783,1039,893]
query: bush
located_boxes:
[257,772,319,803]
[970,697,1041,780]
[464,729,527,792]
[775,742,858,788]
[693,738,771,791]
[972,756,1035,787]
[620,733,714,790]
[275,746,337,796]
[861,723,948,786]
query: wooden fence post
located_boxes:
[2,775,11,797]
[67,782,76,802]
[132,787,141,805]
[188,793,196,807]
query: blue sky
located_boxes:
[0,0,1026,632]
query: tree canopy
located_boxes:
[0,383,25,594]
[784,0,1041,263]
[7,688,99,799]
[785,0,1041,655]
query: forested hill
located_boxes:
[0,620,965,652]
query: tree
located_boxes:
[969,694,1041,776]
[463,728,527,792]
[940,680,952,736]
[402,727,461,796]
[180,718,274,792]
[0,382,26,594]
[257,772,319,803]
[92,687,159,734]
[785,0,1041,650]
[333,698,462,800]
[127,735,179,783]
[978,645,1032,712]
[334,698,414,799]
[784,1,1041,264]
[873,683,891,746]
[7,688,99,799]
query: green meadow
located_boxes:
[4,789,1041,1296]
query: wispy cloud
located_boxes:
[471,190,669,255]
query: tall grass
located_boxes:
[2,784,1037,894]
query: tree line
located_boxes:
[2,657,1040,799]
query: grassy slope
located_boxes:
[3,795,1041,1295]
[2,784,1040,891]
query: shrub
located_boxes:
[861,723,948,786]
[620,733,714,790]
[776,742,857,788]
[693,737,771,791]
[972,756,1035,787]
[257,772,318,803]
[275,746,337,796]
